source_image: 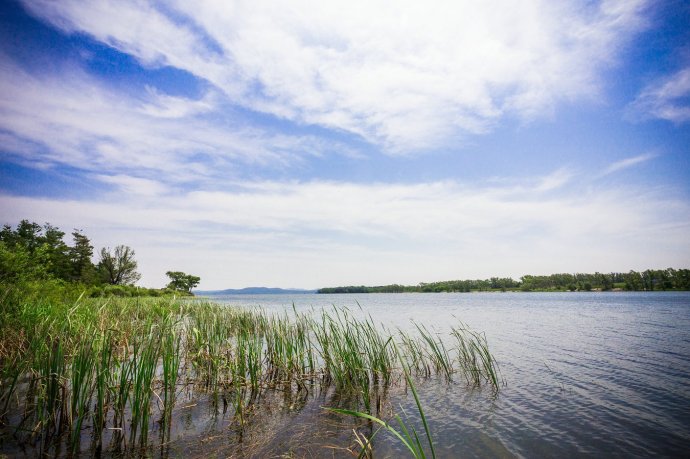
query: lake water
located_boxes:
[205,291,690,458]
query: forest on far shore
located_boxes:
[318,268,690,293]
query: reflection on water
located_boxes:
[203,291,690,457]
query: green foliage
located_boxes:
[327,342,437,459]
[0,238,88,316]
[98,245,141,285]
[0,241,49,283]
[0,220,182,308]
[68,230,97,283]
[0,221,71,281]
[320,268,690,293]
[165,270,201,292]
[0,288,501,456]
[1,220,99,286]
[87,284,184,298]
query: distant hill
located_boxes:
[195,287,316,295]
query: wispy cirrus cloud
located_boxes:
[95,174,170,197]
[600,152,657,176]
[0,57,354,187]
[3,0,686,291]
[533,168,574,192]
[627,67,690,124]
[2,173,687,289]
[19,0,650,152]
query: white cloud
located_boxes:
[19,0,649,152]
[2,174,687,289]
[627,67,690,124]
[95,174,170,197]
[0,58,350,183]
[139,87,217,119]
[600,152,657,176]
[534,167,574,192]
[3,0,683,291]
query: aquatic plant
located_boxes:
[450,323,501,389]
[69,337,95,454]
[0,295,500,457]
[326,343,436,459]
[93,332,114,446]
[128,324,160,449]
[161,317,182,426]
[414,323,453,382]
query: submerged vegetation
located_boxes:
[0,291,501,457]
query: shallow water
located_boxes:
[205,291,690,458]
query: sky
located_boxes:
[0,0,689,290]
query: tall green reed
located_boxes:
[69,337,96,455]
[2,295,500,457]
[450,323,501,390]
[161,320,182,426]
[128,324,160,449]
[414,323,453,382]
[36,337,67,437]
[93,332,114,447]
[326,342,436,459]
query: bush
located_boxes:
[84,284,186,298]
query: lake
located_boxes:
[204,291,690,457]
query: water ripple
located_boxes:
[213,291,690,457]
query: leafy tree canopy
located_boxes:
[165,271,200,293]
[1,219,198,301]
[98,245,141,286]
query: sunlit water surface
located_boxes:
[205,291,690,458]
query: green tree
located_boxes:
[623,270,643,290]
[42,224,71,279]
[0,220,71,280]
[165,271,200,293]
[671,268,690,290]
[12,220,43,251]
[98,245,141,285]
[596,272,613,291]
[0,241,49,283]
[68,230,97,284]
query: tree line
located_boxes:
[0,220,200,298]
[318,269,690,293]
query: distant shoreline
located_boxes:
[195,268,689,295]
[196,287,317,295]
[316,269,688,294]
[196,288,686,295]
[316,288,684,294]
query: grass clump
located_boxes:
[0,291,501,457]
[327,342,437,458]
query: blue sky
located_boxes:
[1,0,689,289]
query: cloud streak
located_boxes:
[0,57,352,186]
[2,0,686,291]
[627,67,690,124]
[601,153,657,176]
[19,0,650,152]
[2,175,687,289]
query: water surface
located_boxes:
[206,291,690,457]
